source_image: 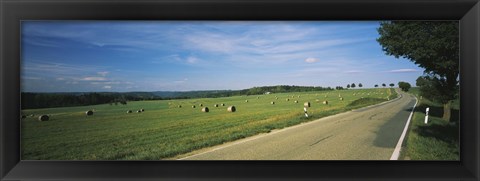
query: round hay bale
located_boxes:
[221,103,225,106]
[199,104,203,107]
[127,110,132,113]
[338,94,341,97]
[294,100,298,103]
[38,115,49,121]
[245,100,248,103]
[257,96,260,99]
[178,105,182,108]
[304,102,311,107]
[323,100,329,105]
[141,108,145,112]
[340,97,344,101]
[227,106,236,112]
[286,98,289,101]
[85,110,94,116]
[137,110,142,113]
[325,95,328,98]
[271,101,275,105]
[275,97,278,100]
[214,104,219,107]
[297,95,300,98]
[29,114,35,117]
[202,107,209,112]
[316,99,320,102]
[192,105,196,108]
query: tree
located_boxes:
[347,84,351,89]
[382,83,386,87]
[358,83,363,88]
[377,21,459,121]
[398,81,411,92]
[389,83,395,87]
[351,83,356,88]
[374,84,378,88]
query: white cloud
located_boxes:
[81,77,107,81]
[97,71,109,76]
[103,86,112,89]
[386,69,420,73]
[344,70,364,74]
[305,57,319,63]
[56,77,65,80]
[186,57,199,64]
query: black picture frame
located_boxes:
[1,0,479,180]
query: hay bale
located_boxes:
[29,114,35,117]
[245,100,248,103]
[340,97,344,101]
[338,94,341,97]
[127,110,132,113]
[178,105,182,108]
[325,95,328,98]
[271,101,275,105]
[304,102,311,107]
[141,108,145,112]
[297,95,300,98]
[275,97,278,100]
[294,100,298,103]
[214,104,218,107]
[227,106,236,112]
[137,110,142,113]
[202,107,209,112]
[192,105,196,108]
[323,100,329,105]
[38,115,49,121]
[286,98,289,101]
[257,96,260,99]
[199,104,203,107]
[221,103,225,106]
[316,99,320,102]
[85,110,94,116]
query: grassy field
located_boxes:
[400,87,459,160]
[22,88,396,160]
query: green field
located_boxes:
[22,88,396,160]
[401,87,459,160]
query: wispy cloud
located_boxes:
[80,77,107,81]
[97,71,109,76]
[305,57,320,63]
[386,69,420,73]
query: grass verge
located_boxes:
[400,87,459,160]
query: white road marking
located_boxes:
[390,95,418,160]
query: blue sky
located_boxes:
[21,21,424,92]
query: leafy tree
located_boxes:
[398,81,411,92]
[382,83,386,87]
[377,21,459,121]
[351,83,356,88]
[389,83,395,87]
[374,84,378,88]
[358,83,363,88]
[347,84,351,88]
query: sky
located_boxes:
[21,21,425,92]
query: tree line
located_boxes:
[22,85,333,109]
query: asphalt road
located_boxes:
[178,89,417,160]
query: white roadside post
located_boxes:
[424,107,430,124]
[304,107,308,118]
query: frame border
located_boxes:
[1,0,479,180]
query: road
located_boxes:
[178,89,417,160]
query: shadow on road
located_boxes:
[372,100,416,148]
